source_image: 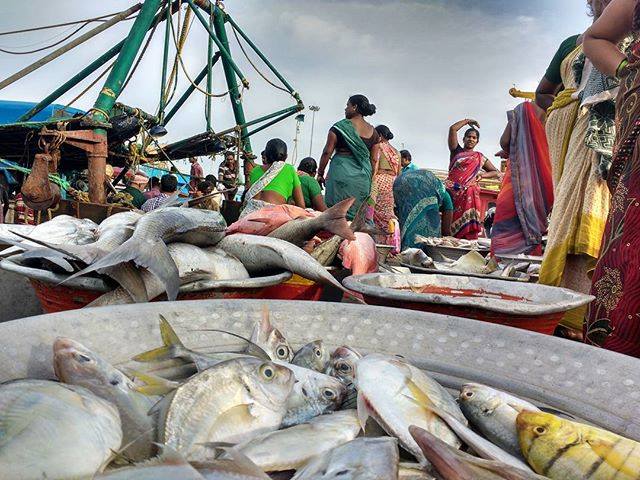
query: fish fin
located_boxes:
[356,390,370,432]
[156,192,182,209]
[61,238,179,301]
[126,368,179,396]
[409,425,476,479]
[132,316,184,362]
[7,230,88,262]
[187,328,271,361]
[101,263,149,303]
[538,406,573,418]
[319,197,356,241]
[14,251,75,272]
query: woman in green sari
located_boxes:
[317,95,379,220]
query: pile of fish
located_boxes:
[0,199,360,305]
[2,311,638,479]
[416,235,492,250]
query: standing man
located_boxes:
[400,150,418,174]
[188,157,204,194]
[141,174,177,212]
[218,151,239,201]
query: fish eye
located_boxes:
[110,378,120,386]
[336,361,351,373]
[276,345,290,360]
[323,389,336,400]
[260,364,275,380]
[464,391,474,398]
[75,353,92,363]
[534,426,547,435]
[314,347,322,357]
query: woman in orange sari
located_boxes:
[446,119,501,240]
[371,125,400,246]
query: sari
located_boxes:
[585,34,640,357]
[394,169,449,250]
[491,103,553,257]
[325,119,373,220]
[239,161,286,218]
[446,148,484,240]
[371,142,400,246]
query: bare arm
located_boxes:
[318,130,338,187]
[311,193,327,212]
[499,123,511,154]
[479,158,501,180]
[441,210,453,237]
[535,77,562,111]
[448,118,479,151]
[292,185,305,209]
[583,0,635,77]
[370,143,381,176]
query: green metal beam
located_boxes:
[246,109,299,138]
[158,2,172,122]
[163,52,221,125]
[18,1,179,123]
[205,2,214,131]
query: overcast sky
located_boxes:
[0,0,592,174]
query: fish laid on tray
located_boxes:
[4,309,638,480]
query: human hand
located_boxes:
[467,119,480,128]
[495,149,509,159]
[317,173,326,188]
[302,236,322,254]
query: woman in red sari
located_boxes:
[446,119,501,239]
[583,0,640,356]
[371,125,401,246]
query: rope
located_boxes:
[0,9,138,36]
[0,23,90,55]
[163,1,192,106]
[63,59,117,110]
[230,23,290,96]
[120,13,161,93]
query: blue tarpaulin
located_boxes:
[0,100,84,125]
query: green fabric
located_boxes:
[441,189,453,212]
[122,185,146,208]
[545,34,579,85]
[249,164,301,200]
[298,173,322,208]
[325,119,372,220]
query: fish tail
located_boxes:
[132,316,186,362]
[62,238,179,301]
[101,263,149,303]
[409,426,473,477]
[126,368,179,396]
[319,197,356,241]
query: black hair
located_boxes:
[225,151,235,158]
[464,128,480,140]
[264,138,288,164]
[205,174,217,187]
[260,150,266,158]
[348,94,376,117]
[197,180,213,192]
[160,174,178,193]
[375,125,394,141]
[400,150,412,161]
[298,157,317,175]
[149,176,160,188]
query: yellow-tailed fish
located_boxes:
[517,410,640,479]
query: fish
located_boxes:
[234,410,361,472]
[355,353,465,464]
[326,346,362,410]
[95,446,205,479]
[459,383,540,458]
[0,214,98,257]
[409,425,546,480]
[311,234,343,266]
[53,337,157,461]
[292,340,330,372]
[398,463,437,480]
[155,357,294,461]
[0,379,122,479]
[267,197,356,247]
[193,448,270,479]
[291,437,400,480]
[87,244,249,306]
[517,410,640,479]
[249,307,294,362]
[63,207,227,301]
[275,361,347,427]
[217,234,361,302]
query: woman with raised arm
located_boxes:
[317,95,379,220]
[583,0,640,356]
[445,119,500,240]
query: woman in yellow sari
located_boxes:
[538,0,615,335]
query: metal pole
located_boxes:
[18,1,180,123]
[205,2,214,131]
[245,109,299,138]
[164,52,221,125]
[210,3,251,153]
[0,3,143,91]
[158,1,172,122]
[88,0,164,204]
[309,105,320,157]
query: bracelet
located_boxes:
[616,59,629,79]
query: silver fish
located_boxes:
[409,426,545,480]
[459,383,540,458]
[249,307,294,362]
[0,379,122,479]
[156,357,294,461]
[268,198,356,246]
[193,448,270,479]
[292,437,399,480]
[0,214,98,257]
[53,337,157,461]
[96,447,205,479]
[326,346,362,409]
[64,207,227,300]
[88,244,249,306]
[311,234,342,266]
[218,234,360,301]
[292,340,330,372]
[275,361,346,427]
[235,410,361,472]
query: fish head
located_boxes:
[53,337,135,398]
[327,346,362,384]
[301,372,347,412]
[250,308,293,362]
[516,410,579,459]
[242,359,295,411]
[459,383,502,417]
[293,340,329,371]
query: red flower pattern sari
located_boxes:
[446,148,484,240]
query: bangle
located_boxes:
[616,59,629,79]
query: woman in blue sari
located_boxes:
[317,95,379,220]
[393,169,453,249]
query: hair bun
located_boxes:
[387,130,394,140]
[366,103,377,116]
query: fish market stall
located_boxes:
[343,273,593,335]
